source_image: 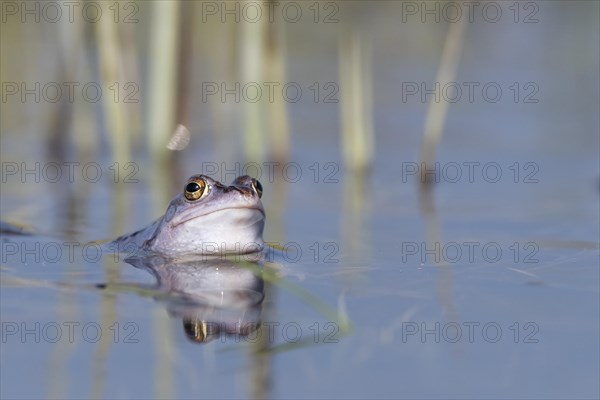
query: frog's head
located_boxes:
[147,175,265,256]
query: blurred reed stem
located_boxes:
[339,30,374,172]
[419,18,468,184]
[241,1,266,163]
[265,6,290,163]
[47,19,78,161]
[95,9,130,165]
[120,19,142,142]
[205,11,237,160]
[249,296,273,399]
[148,0,181,161]
[153,309,175,399]
[91,255,121,399]
[341,171,370,262]
[176,1,193,127]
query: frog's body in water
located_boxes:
[109,175,265,257]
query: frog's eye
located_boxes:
[183,318,213,343]
[184,178,208,201]
[251,179,263,198]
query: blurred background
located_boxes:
[1,1,599,399]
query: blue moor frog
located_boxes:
[109,175,265,257]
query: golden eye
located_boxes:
[251,179,263,198]
[182,318,210,343]
[184,178,207,201]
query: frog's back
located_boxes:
[106,218,162,256]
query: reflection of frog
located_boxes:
[110,175,265,257]
[126,254,264,344]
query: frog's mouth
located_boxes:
[172,206,265,228]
